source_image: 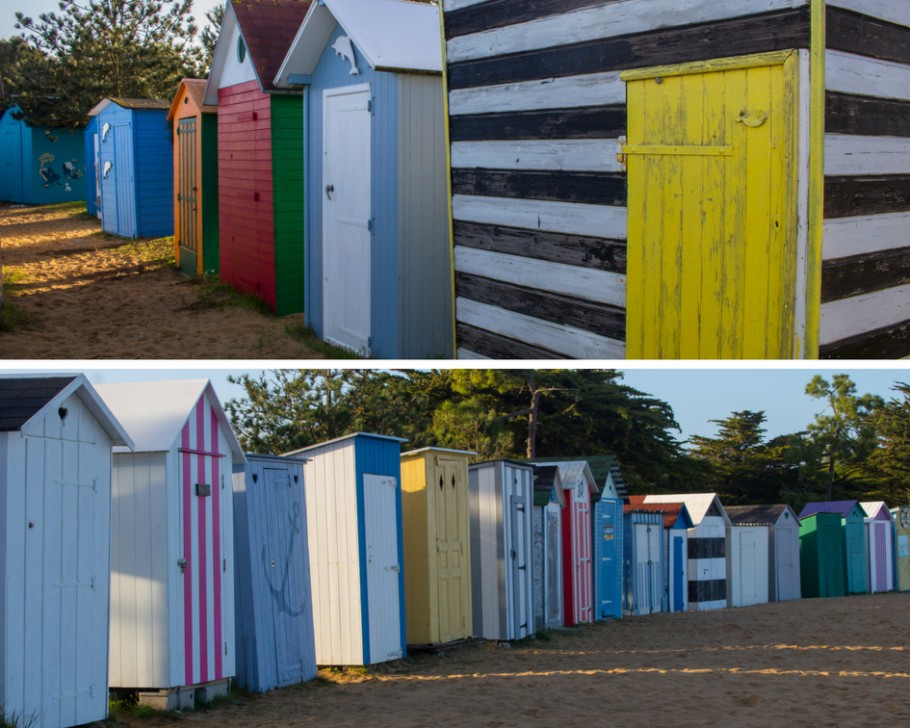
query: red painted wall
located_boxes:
[217,80,276,310]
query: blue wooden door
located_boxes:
[597,500,621,619]
[672,534,685,612]
[113,123,136,238]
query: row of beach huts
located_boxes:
[2,374,909,728]
[2,0,909,359]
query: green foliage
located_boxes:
[200,2,225,73]
[13,0,204,127]
[867,382,910,505]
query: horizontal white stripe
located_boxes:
[824,212,910,260]
[455,245,626,307]
[457,297,626,359]
[825,134,910,175]
[443,0,487,12]
[448,71,626,116]
[452,194,627,238]
[447,0,805,63]
[826,50,910,102]
[827,0,910,26]
[820,283,910,344]
[452,139,624,172]
[455,347,492,359]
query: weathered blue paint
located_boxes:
[92,99,173,238]
[592,497,623,620]
[84,116,100,217]
[0,106,86,205]
[232,455,317,692]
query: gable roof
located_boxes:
[799,500,863,520]
[532,464,566,508]
[533,460,598,498]
[167,79,217,121]
[627,496,693,529]
[95,379,244,463]
[285,431,407,457]
[533,454,626,501]
[0,374,132,446]
[275,0,441,86]
[860,501,893,521]
[725,504,798,527]
[87,98,169,117]
[644,493,731,526]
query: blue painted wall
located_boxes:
[592,497,623,620]
[84,116,100,217]
[0,107,86,205]
[96,102,173,238]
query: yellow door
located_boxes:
[623,51,799,359]
[435,455,471,643]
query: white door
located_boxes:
[323,84,372,354]
[363,474,402,663]
[509,495,532,640]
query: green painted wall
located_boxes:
[202,112,220,276]
[271,94,305,316]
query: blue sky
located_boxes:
[1,0,225,40]
[7,364,909,444]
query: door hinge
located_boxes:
[367,218,375,233]
[367,98,374,113]
[616,135,627,172]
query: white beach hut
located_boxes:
[96,380,245,709]
[0,375,131,728]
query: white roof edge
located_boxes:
[203,1,250,105]
[401,446,477,457]
[285,431,408,457]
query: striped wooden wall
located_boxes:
[443,0,813,359]
[819,1,910,358]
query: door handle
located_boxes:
[326,184,334,200]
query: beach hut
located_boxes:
[84,115,101,217]
[441,2,910,360]
[167,79,220,277]
[95,380,244,709]
[622,507,664,616]
[591,464,624,622]
[628,497,692,613]
[891,504,910,592]
[0,106,85,204]
[286,432,406,665]
[799,511,846,599]
[232,454,316,692]
[203,0,309,314]
[645,493,732,611]
[800,500,868,594]
[726,521,770,609]
[468,460,534,642]
[87,97,173,238]
[725,505,801,602]
[0,375,130,728]
[400,447,474,647]
[531,465,564,631]
[273,0,452,357]
[861,501,894,593]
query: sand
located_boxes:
[0,203,333,359]
[110,592,910,728]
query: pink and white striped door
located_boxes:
[574,501,593,624]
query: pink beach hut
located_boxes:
[96,380,245,710]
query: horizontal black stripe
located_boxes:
[820,319,910,360]
[449,105,627,142]
[444,0,620,40]
[827,6,910,66]
[454,220,627,274]
[456,271,626,340]
[688,537,726,559]
[825,92,910,137]
[452,169,627,205]
[447,8,810,91]
[825,175,910,218]
[457,321,563,358]
[689,578,727,603]
[822,247,910,303]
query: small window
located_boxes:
[237,36,246,64]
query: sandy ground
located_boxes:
[108,592,910,728]
[0,203,335,359]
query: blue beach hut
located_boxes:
[232,454,316,692]
[590,459,623,621]
[84,115,101,217]
[0,106,85,204]
[87,98,173,238]
[285,432,407,666]
[274,0,452,358]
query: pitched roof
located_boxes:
[0,376,79,431]
[285,431,407,457]
[799,500,862,519]
[87,97,169,116]
[725,504,797,527]
[533,454,626,501]
[627,496,691,529]
[532,464,565,508]
[860,501,893,521]
[167,79,217,121]
[232,0,312,92]
[644,493,731,526]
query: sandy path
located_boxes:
[110,592,910,727]
[0,203,333,359]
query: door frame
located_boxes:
[621,50,809,358]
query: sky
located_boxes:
[1,0,225,40]
[7,363,909,445]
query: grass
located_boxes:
[283,320,363,359]
[108,693,180,722]
[0,300,34,332]
[0,711,36,728]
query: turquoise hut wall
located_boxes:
[0,107,85,205]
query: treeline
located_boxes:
[225,370,910,512]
